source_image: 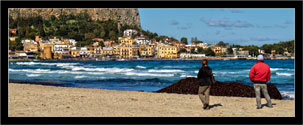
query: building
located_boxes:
[80,47,88,56]
[135,35,151,45]
[237,50,250,57]
[23,42,38,53]
[49,37,61,44]
[139,45,154,57]
[221,47,228,55]
[94,46,103,57]
[258,49,265,54]
[92,38,104,42]
[71,47,80,57]
[123,29,138,37]
[197,43,208,49]
[9,29,17,34]
[102,47,114,56]
[232,48,238,56]
[211,46,222,55]
[104,40,115,47]
[86,45,95,57]
[119,37,134,47]
[41,46,53,59]
[9,36,18,42]
[180,53,206,58]
[157,45,178,58]
[54,44,68,54]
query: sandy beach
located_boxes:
[8,83,295,117]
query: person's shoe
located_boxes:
[267,105,273,108]
[204,104,210,110]
[256,107,262,109]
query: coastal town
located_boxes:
[8,28,294,61]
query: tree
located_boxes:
[217,41,229,47]
[178,48,187,53]
[205,48,215,56]
[197,47,204,54]
[180,37,188,44]
[227,47,233,55]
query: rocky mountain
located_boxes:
[9,8,141,28]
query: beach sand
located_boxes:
[8,83,295,117]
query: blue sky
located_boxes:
[138,8,295,47]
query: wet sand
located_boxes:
[8,83,295,117]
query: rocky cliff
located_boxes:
[9,8,141,28]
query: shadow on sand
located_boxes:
[209,103,223,109]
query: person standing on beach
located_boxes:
[249,55,273,109]
[197,59,215,110]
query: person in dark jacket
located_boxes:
[249,55,273,109]
[197,59,215,110]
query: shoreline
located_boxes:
[9,57,294,62]
[9,83,295,117]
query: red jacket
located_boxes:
[249,61,271,83]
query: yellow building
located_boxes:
[102,47,114,56]
[157,45,178,58]
[211,46,222,55]
[119,37,134,47]
[140,45,154,57]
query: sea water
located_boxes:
[8,59,295,100]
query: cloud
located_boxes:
[170,20,179,25]
[201,18,254,28]
[250,36,279,41]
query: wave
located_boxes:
[280,91,295,100]
[162,65,189,68]
[276,72,294,76]
[148,69,184,73]
[74,76,88,79]
[124,72,174,77]
[15,62,80,67]
[26,74,41,77]
[136,65,147,69]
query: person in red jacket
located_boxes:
[249,55,273,109]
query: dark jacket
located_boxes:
[197,67,214,86]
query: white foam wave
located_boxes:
[26,74,41,77]
[15,62,80,67]
[74,75,88,79]
[276,72,294,76]
[124,72,174,77]
[163,65,189,68]
[136,65,147,69]
[270,68,285,71]
[148,69,184,73]
[280,91,295,100]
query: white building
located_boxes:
[80,47,88,55]
[180,53,205,58]
[54,44,68,54]
[135,35,151,45]
[21,39,36,44]
[123,29,138,37]
[197,43,208,49]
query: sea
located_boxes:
[8,59,295,100]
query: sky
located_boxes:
[138,8,295,47]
